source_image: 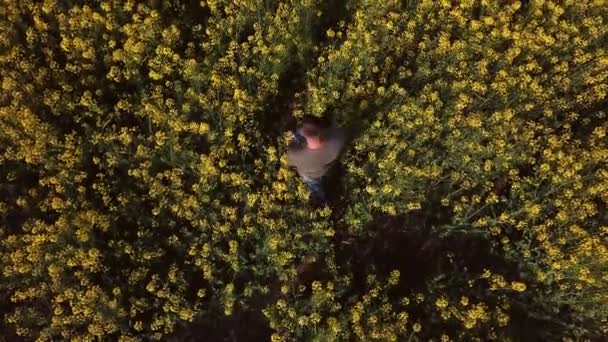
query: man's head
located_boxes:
[300,124,324,150]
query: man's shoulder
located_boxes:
[288,139,305,152]
[287,143,310,166]
[287,144,303,158]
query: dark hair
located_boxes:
[302,115,330,128]
[301,126,320,137]
[300,124,326,142]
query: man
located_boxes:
[287,121,346,203]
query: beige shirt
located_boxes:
[287,127,346,178]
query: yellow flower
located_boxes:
[388,270,400,285]
[436,297,449,309]
[511,282,527,292]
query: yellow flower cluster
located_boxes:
[265,272,413,341]
[1,0,606,341]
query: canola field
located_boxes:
[0,0,607,340]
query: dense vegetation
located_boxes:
[1,0,606,340]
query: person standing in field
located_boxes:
[287,119,346,203]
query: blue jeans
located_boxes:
[301,175,326,202]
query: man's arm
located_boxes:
[287,149,296,166]
[287,131,307,167]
